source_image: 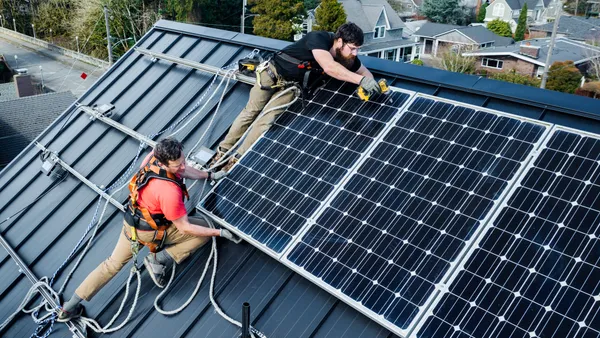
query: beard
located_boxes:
[334,46,357,69]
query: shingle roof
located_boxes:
[360,38,419,52]
[502,0,551,9]
[530,15,600,41]
[3,20,600,338]
[0,91,76,167]
[0,82,17,102]
[464,37,600,66]
[413,22,514,46]
[340,0,406,32]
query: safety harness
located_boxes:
[124,156,189,253]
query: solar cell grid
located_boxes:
[200,81,411,254]
[285,95,549,335]
[416,127,600,338]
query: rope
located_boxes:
[3,48,268,338]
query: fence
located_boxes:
[0,27,109,69]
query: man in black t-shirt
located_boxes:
[215,22,381,170]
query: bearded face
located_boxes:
[334,45,357,69]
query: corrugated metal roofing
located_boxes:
[2,19,600,338]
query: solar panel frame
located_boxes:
[196,86,418,259]
[410,125,590,338]
[280,93,553,337]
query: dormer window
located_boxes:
[374,26,386,39]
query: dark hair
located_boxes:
[154,138,184,165]
[334,22,364,46]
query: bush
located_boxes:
[490,69,541,87]
[411,59,424,66]
[546,61,582,93]
[487,19,513,38]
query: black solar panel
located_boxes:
[416,128,600,338]
[284,96,549,334]
[199,81,410,254]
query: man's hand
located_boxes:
[220,229,239,242]
[359,76,382,95]
[210,170,228,182]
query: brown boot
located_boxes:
[207,147,227,169]
[222,154,240,172]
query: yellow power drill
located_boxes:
[357,78,390,101]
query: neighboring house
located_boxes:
[412,22,514,57]
[484,0,553,32]
[529,15,600,43]
[0,91,76,167]
[463,37,600,77]
[0,82,18,102]
[340,0,420,62]
[304,0,420,62]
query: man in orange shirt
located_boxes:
[57,138,234,321]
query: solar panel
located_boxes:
[415,126,600,338]
[199,81,412,255]
[282,95,550,336]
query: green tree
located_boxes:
[421,0,469,25]
[313,0,346,32]
[34,0,74,38]
[249,0,305,40]
[193,0,242,32]
[514,3,527,41]
[476,2,487,23]
[487,18,512,37]
[304,0,319,10]
[164,0,194,21]
[546,60,583,93]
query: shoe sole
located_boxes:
[143,258,165,289]
[56,307,83,322]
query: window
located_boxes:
[374,26,386,39]
[367,51,381,58]
[482,57,504,69]
[384,49,397,61]
[493,3,505,16]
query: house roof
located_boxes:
[0,82,17,102]
[530,15,600,41]
[3,19,600,338]
[0,91,76,167]
[464,37,600,66]
[502,0,551,9]
[340,0,406,32]
[413,22,514,46]
[360,38,419,52]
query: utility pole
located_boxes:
[32,23,36,39]
[575,0,579,16]
[104,6,113,66]
[540,0,562,89]
[241,0,247,34]
[13,18,16,32]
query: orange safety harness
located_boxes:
[124,156,189,253]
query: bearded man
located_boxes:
[213,22,381,169]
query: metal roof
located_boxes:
[2,19,600,338]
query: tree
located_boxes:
[313,0,346,32]
[487,18,512,37]
[249,0,305,40]
[304,0,319,10]
[388,0,408,14]
[514,3,527,41]
[476,1,487,23]
[436,47,476,74]
[546,60,583,93]
[421,0,469,25]
[193,0,242,32]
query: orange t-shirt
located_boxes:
[136,178,187,221]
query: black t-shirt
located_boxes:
[273,31,362,82]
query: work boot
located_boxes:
[207,147,227,169]
[144,255,168,288]
[222,154,241,172]
[56,304,84,322]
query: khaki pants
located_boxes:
[219,62,296,155]
[75,217,210,301]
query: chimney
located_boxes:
[519,43,541,59]
[13,71,35,97]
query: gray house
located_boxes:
[484,0,554,32]
[413,22,514,56]
[529,15,600,43]
[463,37,600,77]
[340,0,420,62]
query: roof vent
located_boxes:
[519,43,541,59]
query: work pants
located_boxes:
[75,217,210,301]
[219,62,296,155]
